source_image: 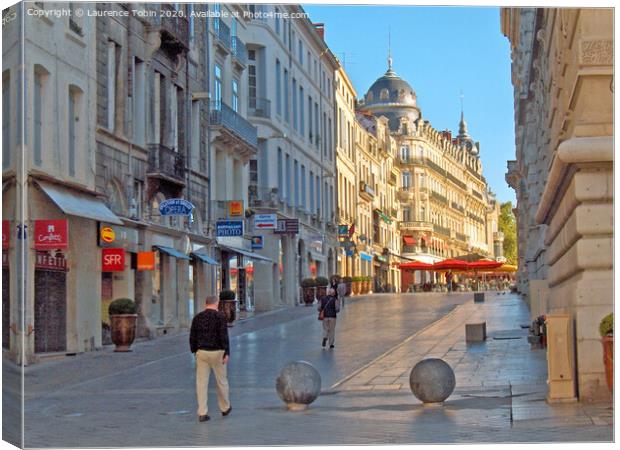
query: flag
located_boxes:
[348,223,355,237]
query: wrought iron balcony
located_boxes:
[433,224,452,237]
[147,144,186,184]
[160,4,189,53]
[231,36,248,67]
[451,201,465,213]
[456,232,468,242]
[430,191,448,204]
[213,19,231,53]
[472,189,483,200]
[248,98,271,119]
[209,101,258,149]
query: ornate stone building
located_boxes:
[358,57,502,288]
[502,8,613,401]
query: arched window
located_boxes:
[379,89,389,101]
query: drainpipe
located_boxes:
[204,7,212,243]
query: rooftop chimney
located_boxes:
[313,23,325,40]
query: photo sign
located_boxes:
[159,199,194,216]
[216,220,244,237]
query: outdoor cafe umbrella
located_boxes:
[431,259,470,271]
[399,261,434,270]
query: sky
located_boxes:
[302,5,517,204]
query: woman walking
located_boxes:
[318,287,340,349]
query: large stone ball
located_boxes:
[276,361,322,410]
[409,358,456,404]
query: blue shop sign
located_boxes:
[360,252,372,262]
[216,220,244,237]
[159,199,194,216]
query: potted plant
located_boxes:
[343,276,352,295]
[108,298,137,352]
[301,278,316,305]
[352,276,361,295]
[363,276,371,294]
[315,276,329,298]
[219,289,237,326]
[599,313,613,392]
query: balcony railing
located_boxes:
[399,221,433,231]
[430,191,448,204]
[160,4,189,51]
[467,212,485,224]
[209,101,258,149]
[451,201,465,213]
[231,36,247,67]
[472,189,483,200]
[447,172,467,190]
[456,232,468,242]
[433,224,451,237]
[213,19,231,52]
[147,144,186,182]
[248,98,271,119]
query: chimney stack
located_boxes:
[313,23,325,40]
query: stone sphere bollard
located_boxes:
[409,358,456,405]
[276,361,322,411]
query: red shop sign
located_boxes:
[102,248,125,272]
[2,220,9,249]
[35,251,68,272]
[34,220,68,250]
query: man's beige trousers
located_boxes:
[195,350,230,416]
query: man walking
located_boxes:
[318,287,340,349]
[336,277,347,309]
[190,295,232,423]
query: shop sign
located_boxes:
[338,224,349,236]
[159,199,194,216]
[360,252,373,262]
[216,220,244,237]
[98,223,139,249]
[345,249,354,257]
[339,239,355,249]
[102,248,125,272]
[35,251,68,272]
[254,214,277,230]
[251,236,264,250]
[228,200,244,217]
[274,219,299,234]
[137,251,156,271]
[2,220,9,249]
[34,220,68,249]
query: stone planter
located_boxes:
[316,286,328,299]
[220,300,237,326]
[602,335,613,392]
[363,281,370,294]
[345,282,352,296]
[302,287,316,305]
[110,314,138,352]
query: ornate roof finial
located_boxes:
[458,90,469,137]
[386,29,396,76]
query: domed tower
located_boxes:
[457,109,480,157]
[359,55,421,133]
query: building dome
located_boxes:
[360,58,421,132]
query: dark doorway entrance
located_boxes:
[34,270,67,353]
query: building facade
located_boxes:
[502,8,613,401]
[243,5,339,310]
[358,58,502,290]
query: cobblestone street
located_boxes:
[3,293,613,447]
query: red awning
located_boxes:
[468,260,503,270]
[403,236,416,245]
[432,259,470,271]
[399,261,433,270]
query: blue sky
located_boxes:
[303,5,516,203]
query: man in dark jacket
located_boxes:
[190,295,232,422]
[318,287,340,349]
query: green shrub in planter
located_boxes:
[599,313,613,337]
[315,276,329,287]
[108,298,137,315]
[301,278,316,288]
[343,276,353,283]
[220,289,236,301]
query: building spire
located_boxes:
[386,29,395,76]
[458,90,469,137]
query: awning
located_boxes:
[153,245,191,260]
[191,252,220,265]
[403,236,416,245]
[219,245,274,263]
[36,180,123,225]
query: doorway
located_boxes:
[34,269,67,353]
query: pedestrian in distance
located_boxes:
[318,287,340,349]
[189,295,232,423]
[337,277,347,309]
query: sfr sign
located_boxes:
[102,248,125,272]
